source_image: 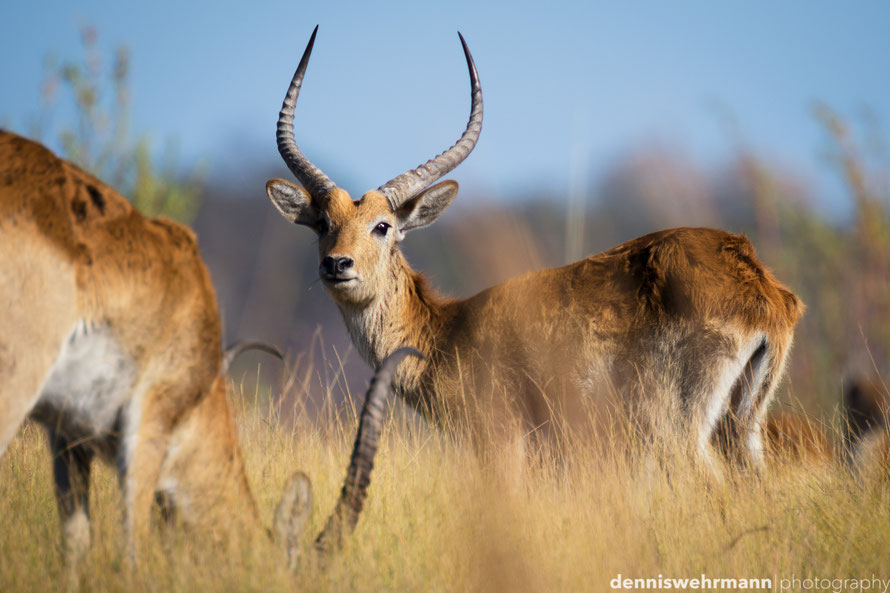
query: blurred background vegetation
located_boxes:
[13,26,890,421]
[27,26,205,224]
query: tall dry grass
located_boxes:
[2,354,889,593]
[7,33,890,585]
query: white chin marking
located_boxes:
[327,279,359,289]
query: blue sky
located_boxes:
[2,1,889,212]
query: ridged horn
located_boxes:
[314,346,424,553]
[378,32,483,211]
[222,341,284,374]
[276,25,337,199]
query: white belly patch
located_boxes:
[33,320,137,440]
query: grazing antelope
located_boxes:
[265,28,803,472]
[0,130,415,562]
[844,378,890,479]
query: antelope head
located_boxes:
[265,26,482,307]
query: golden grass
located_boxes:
[2,362,890,593]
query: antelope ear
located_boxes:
[266,178,319,227]
[274,471,313,572]
[395,180,459,232]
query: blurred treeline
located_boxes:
[19,29,890,417]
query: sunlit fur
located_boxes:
[0,131,307,561]
[764,411,833,466]
[267,176,804,473]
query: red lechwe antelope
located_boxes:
[844,378,890,480]
[265,27,803,473]
[0,129,419,562]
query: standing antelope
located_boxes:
[265,28,803,472]
[0,130,416,562]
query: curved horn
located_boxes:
[276,25,337,198]
[222,341,284,374]
[378,32,483,211]
[314,346,424,553]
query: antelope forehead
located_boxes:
[327,190,392,226]
[324,187,356,219]
[356,190,391,213]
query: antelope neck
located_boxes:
[336,252,448,391]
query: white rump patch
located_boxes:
[697,334,768,460]
[34,320,137,438]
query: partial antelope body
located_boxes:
[0,130,413,562]
[844,378,890,479]
[265,28,803,473]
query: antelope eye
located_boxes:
[373,222,391,236]
[316,218,330,235]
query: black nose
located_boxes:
[321,256,354,276]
